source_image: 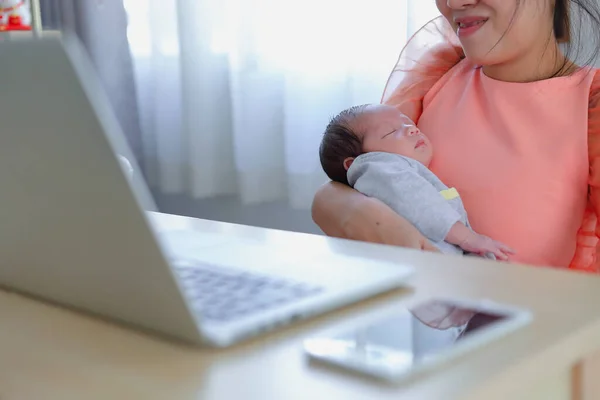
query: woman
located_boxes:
[312,0,600,272]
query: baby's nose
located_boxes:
[407,126,419,136]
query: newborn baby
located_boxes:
[319,104,514,260]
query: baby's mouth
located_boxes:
[415,139,426,149]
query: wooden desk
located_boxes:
[1,212,600,400]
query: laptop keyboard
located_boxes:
[174,263,324,323]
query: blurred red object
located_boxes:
[0,13,31,31]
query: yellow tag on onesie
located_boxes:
[440,187,459,200]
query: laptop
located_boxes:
[0,34,414,347]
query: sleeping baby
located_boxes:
[318,104,515,260]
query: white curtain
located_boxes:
[123,0,440,209]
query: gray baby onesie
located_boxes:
[347,152,469,255]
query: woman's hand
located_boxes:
[312,182,439,252]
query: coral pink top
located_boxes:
[382,17,600,272]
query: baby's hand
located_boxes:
[460,233,516,261]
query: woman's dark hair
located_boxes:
[557,0,600,67]
[319,105,368,186]
[554,0,571,42]
[519,0,600,77]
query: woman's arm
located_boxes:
[311,181,361,238]
[311,181,439,251]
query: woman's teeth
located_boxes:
[458,20,486,28]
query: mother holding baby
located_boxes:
[312,0,600,272]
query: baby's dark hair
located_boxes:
[319,104,370,186]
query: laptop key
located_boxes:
[174,263,323,322]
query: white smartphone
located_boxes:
[303,297,532,383]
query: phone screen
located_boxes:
[304,299,525,380]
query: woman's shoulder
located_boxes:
[381,16,464,122]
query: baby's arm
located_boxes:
[445,222,515,261]
[349,155,515,259]
[349,155,463,243]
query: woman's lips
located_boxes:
[455,17,488,38]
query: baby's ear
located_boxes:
[343,157,355,171]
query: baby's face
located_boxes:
[358,105,432,166]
